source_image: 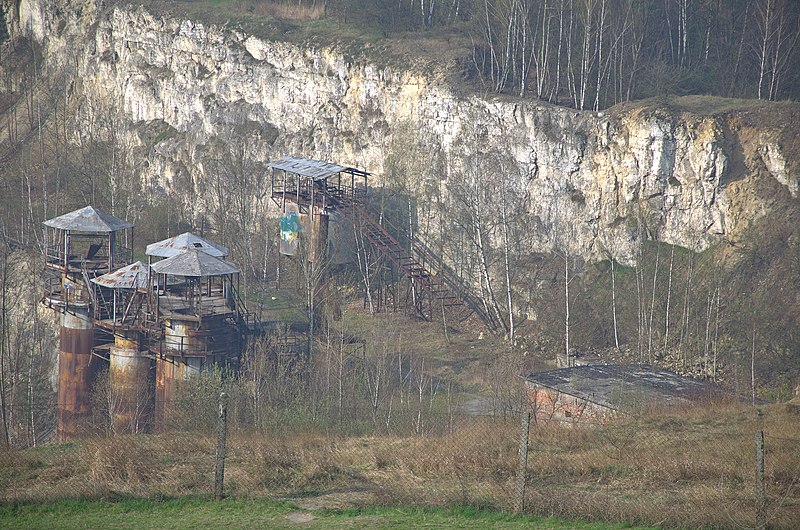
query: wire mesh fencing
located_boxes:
[1,392,799,528]
[516,409,800,528]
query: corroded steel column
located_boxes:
[155,320,202,427]
[57,308,95,442]
[155,355,179,424]
[308,211,329,263]
[109,334,153,434]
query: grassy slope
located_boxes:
[1,403,798,527]
[0,498,655,529]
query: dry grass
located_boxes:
[518,403,800,527]
[1,404,798,527]
[247,2,326,21]
[85,437,163,486]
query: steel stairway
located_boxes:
[324,190,496,329]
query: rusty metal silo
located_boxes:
[147,248,242,426]
[56,308,96,440]
[43,206,135,441]
[91,261,155,434]
[108,333,153,433]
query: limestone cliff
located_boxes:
[3,0,798,265]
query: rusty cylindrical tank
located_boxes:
[57,307,95,441]
[308,211,329,263]
[155,319,203,426]
[109,333,153,434]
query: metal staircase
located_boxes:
[232,284,263,335]
[325,190,495,329]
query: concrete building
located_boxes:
[525,365,730,425]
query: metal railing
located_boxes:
[44,243,133,272]
[336,193,495,329]
[147,321,241,358]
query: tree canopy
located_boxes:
[268,0,800,109]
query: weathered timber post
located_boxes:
[756,430,765,530]
[514,410,532,514]
[214,392,228,500]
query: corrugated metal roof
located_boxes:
[151,249,240,277]
[146,232,229,258]
[526,365,727,411]
[43,206,134,232]
[267,156,348,181]
[91,261,151,289]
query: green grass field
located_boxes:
[0,498,655,529]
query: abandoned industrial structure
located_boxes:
[525,365,732,425]
[42,206,254,440]
[268,155,490,325]
[42,158,743,440]
[43,156,496,441]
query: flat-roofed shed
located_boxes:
[525,365,730,424]
[268,155,369,212]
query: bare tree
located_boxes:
[0,242,11,447]
[647,244,660,362]
[755,0,778,99]
[364,339,392,431]
[751,322,757,406]
[663,245,674,352]
[601,244,621,352]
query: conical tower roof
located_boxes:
[151,249,239,277]
[43,206,133,232]
[146,232,229,258]
[91,261,151,289]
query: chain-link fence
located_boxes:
[1,390,798,528]
[517,412,800,528]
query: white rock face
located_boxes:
[761,143,797,198]
[4,0,797,265]
[16,0,46,42]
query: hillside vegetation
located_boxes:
[128,0,800,109]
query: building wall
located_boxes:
[525,383,616,425]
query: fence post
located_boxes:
[514,409,531,514]
[214,392,228,501]
[756,430,765,530]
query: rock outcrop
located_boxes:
[2,0,798,265]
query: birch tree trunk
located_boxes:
[501,183,514,342]
[564,246,570,363]
[647,245,660,363]
[663,245,674,352]
[610,253,620,352]
[0,248,9,447]
[713,286,721,381]
[751,324,757,406]
[756,0,775,100]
